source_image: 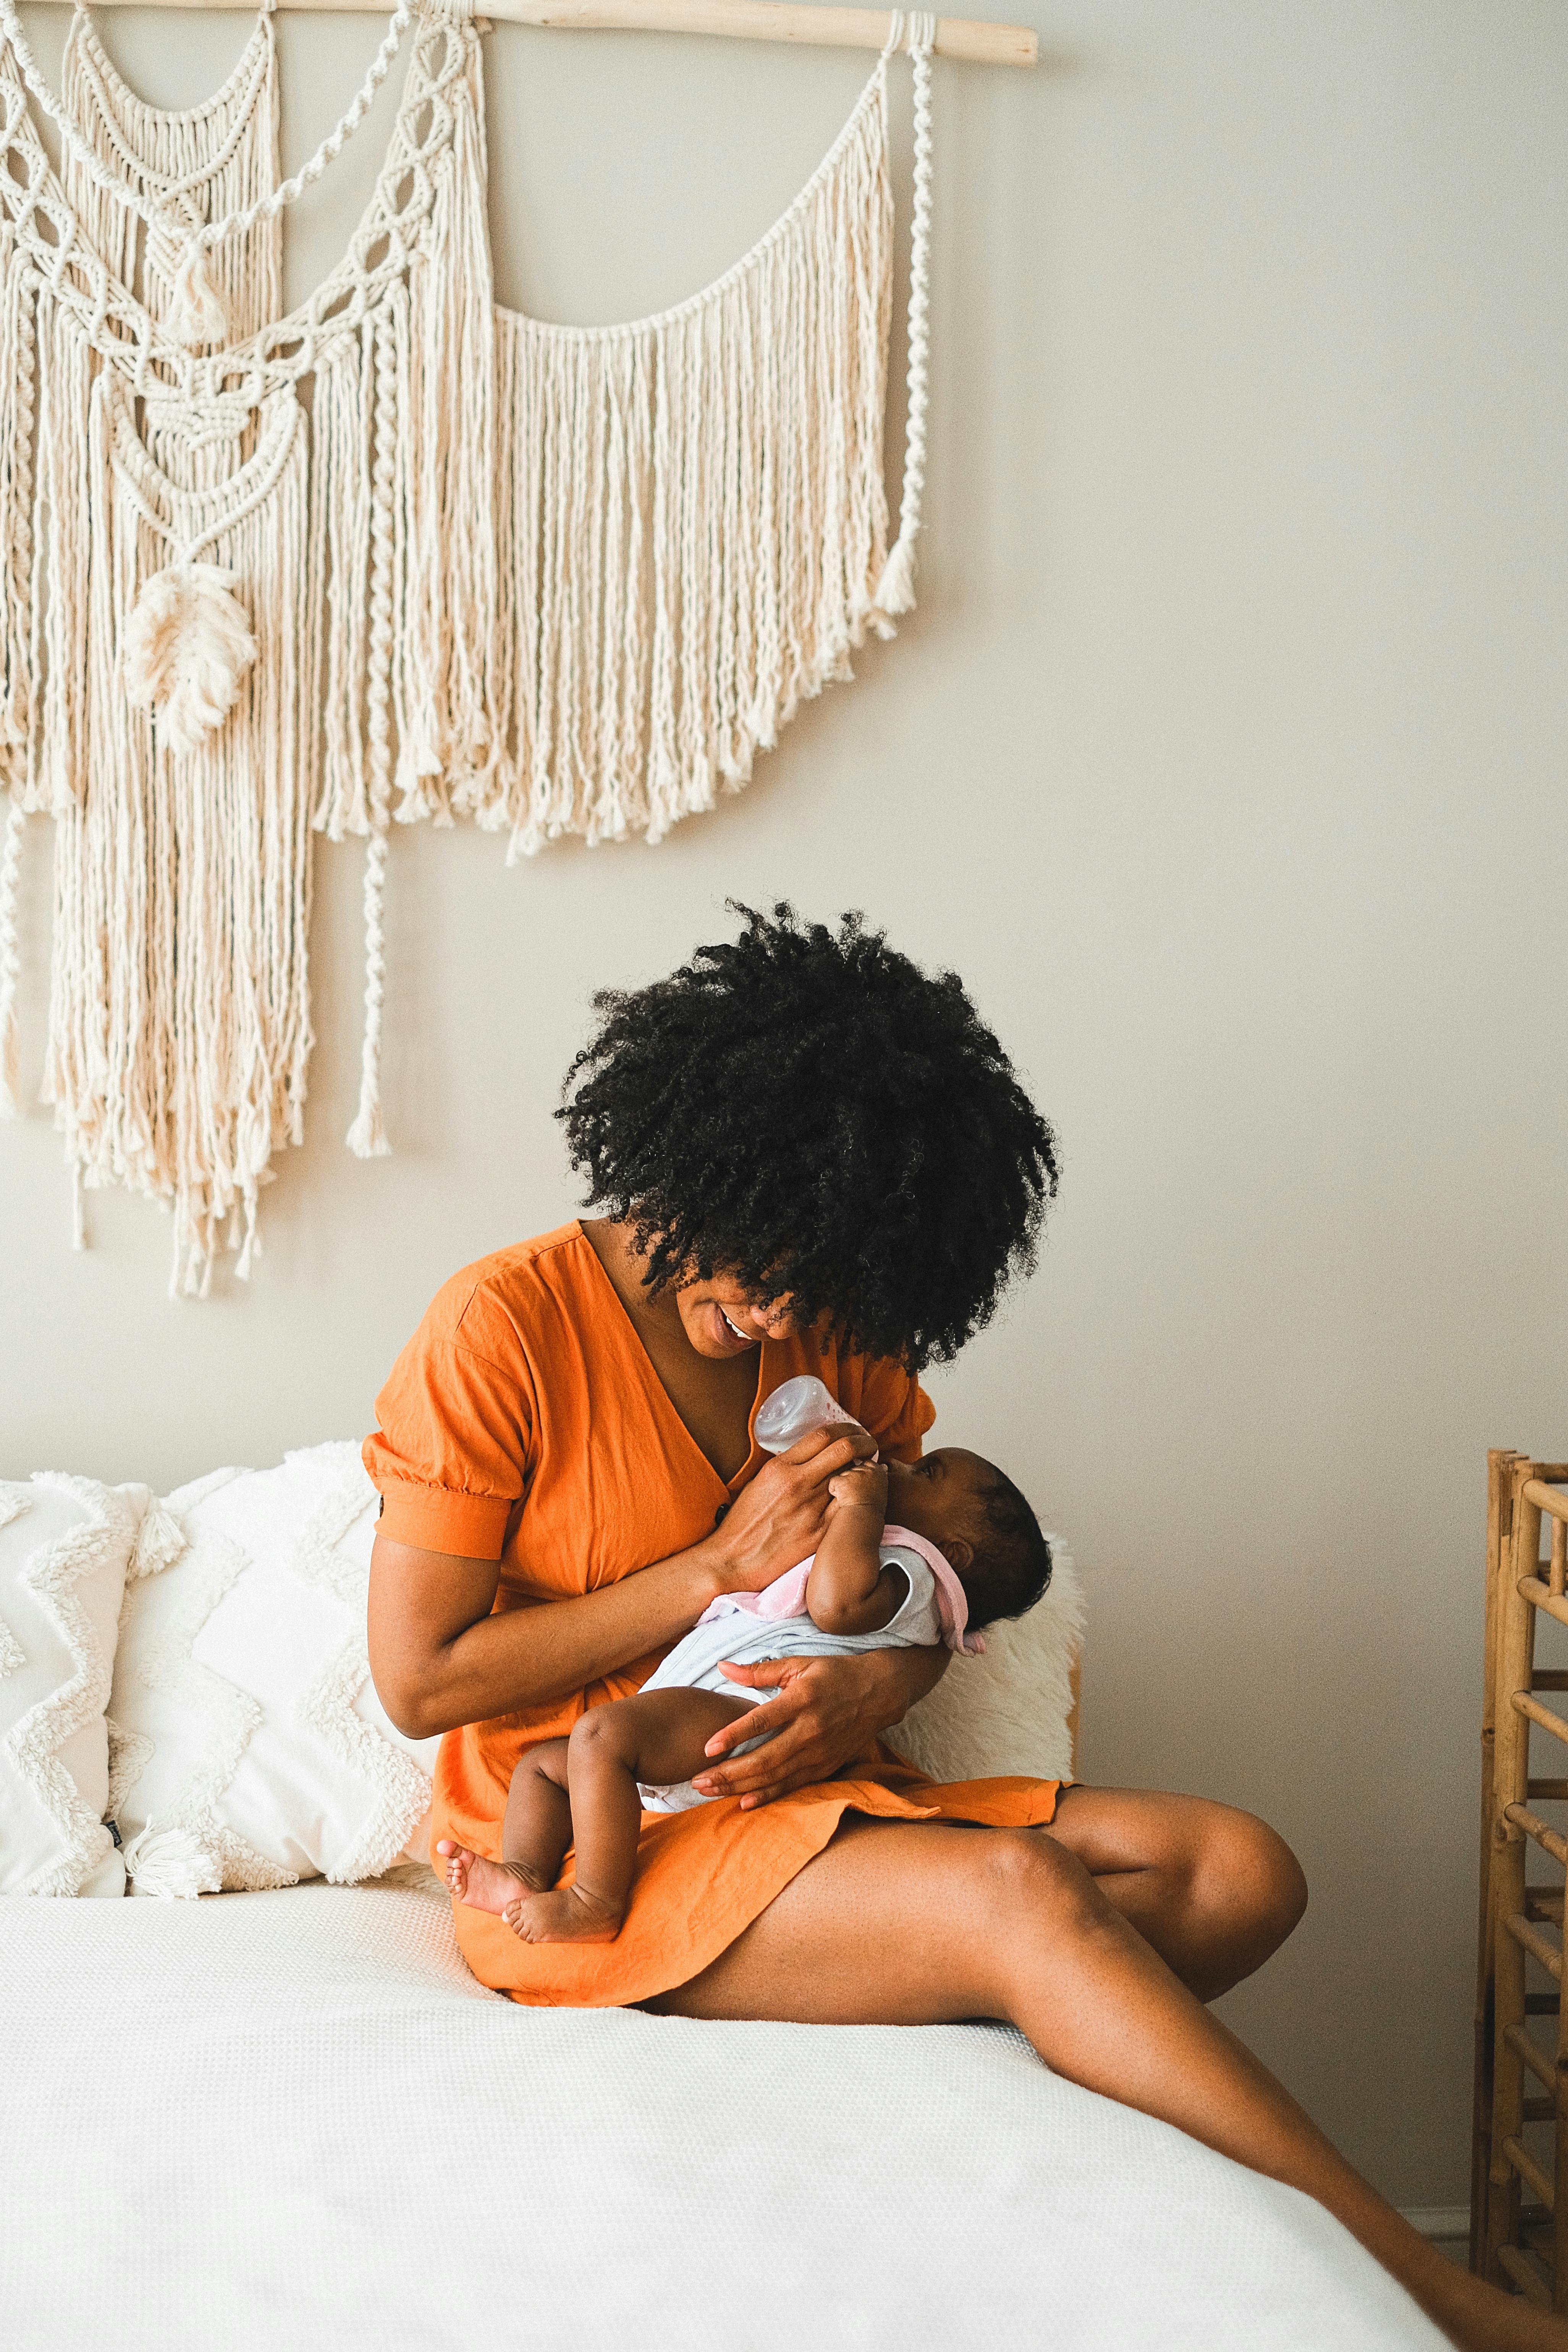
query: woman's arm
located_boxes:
[367,1426,876,1739]
[368,1535,719,1739]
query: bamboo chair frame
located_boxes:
[1473,1450,1568,2302]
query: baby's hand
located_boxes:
[828,1460,888,1515]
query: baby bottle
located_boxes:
[754,1374,861,1455]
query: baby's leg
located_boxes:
[438,1736,572,1915]
[503,1691,757,1946]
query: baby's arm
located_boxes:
[805,1461,904,1636]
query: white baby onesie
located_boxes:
[634,1538,948,1815]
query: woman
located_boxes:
[366,905,1551,2352]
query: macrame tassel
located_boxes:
[0,791,23,1117]
[166,239,231,350]
[872,15,935,627]
[122,561,258,755]
[121,1822,222,1900]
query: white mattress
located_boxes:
[3,1875,1443,2351]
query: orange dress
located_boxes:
[364,1223,1063,2006]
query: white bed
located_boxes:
[3,1866,1445,2351]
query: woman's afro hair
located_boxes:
[558,903,1060,1371]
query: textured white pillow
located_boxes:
[886,1536,1084,1786]
[0,1474,154,1896]
[109,1443,440,1898]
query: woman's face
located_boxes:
[674,1273,797,1361]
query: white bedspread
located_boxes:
[3,1877,1443,2351]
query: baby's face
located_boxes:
[883,1448,993,1557]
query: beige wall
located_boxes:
[4,0,1566,2210]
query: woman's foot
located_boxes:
[501,1884,625,1943]
[435,1839,551,1914]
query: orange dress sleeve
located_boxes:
[363,1266,538,1559]
[851,1356,936,1464]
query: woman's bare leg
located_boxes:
[645,1820,1560,2351]
[1048,1784,1309,2000]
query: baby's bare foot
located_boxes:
[435,1840,550,1914]
[501,1885,625,1944]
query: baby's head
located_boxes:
[884,1448,1052,1633]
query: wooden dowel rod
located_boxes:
[1508,2024,1557,2097]
[14,0,1039,68]
[1529,1893,1568,1926]
[1507,1913,1566,1982]
[1529,2097,1560,2123]
[1534,1676,1568,1694]
[1552,1518,1566,1602]
[1510,1805,1568,1869]
[1528,1482,1568,1527]
[1521,1580,1568,1634]
[1532,1782,1568,1801]
[1516,1690,1568,1752]
[1507,2135,1558,2214]
[1500,2241,1555,2307]
[1528,1993,1561,2015]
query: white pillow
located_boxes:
[0,1474,152,1895]
[886,1536,1083,1786]
[109,1444,440,1898]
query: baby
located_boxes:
[441,1442,1052,1943]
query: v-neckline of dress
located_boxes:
[573,1221,770,1498]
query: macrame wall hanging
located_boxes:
[0,1,946,1293]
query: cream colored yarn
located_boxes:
[60,1,282,351]
[0,6,496,1288]
[438,18,937,857]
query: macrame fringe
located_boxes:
[0,789,23,1115]
[479,50,904,856]
[0,11,488,1280]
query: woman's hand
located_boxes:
[700,1424,877,1599]
[689,1644,947,1808]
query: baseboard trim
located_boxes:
[1401,2206,1470,2243]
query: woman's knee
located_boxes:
[967,1827,1113,1943]
[1192,1806,1308,1949]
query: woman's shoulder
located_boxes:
[416,1223,601,1366]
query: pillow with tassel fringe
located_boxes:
[107,1443,439,1899]
[0,1474,169,1895]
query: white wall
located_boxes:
[4,0,1566,2210]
